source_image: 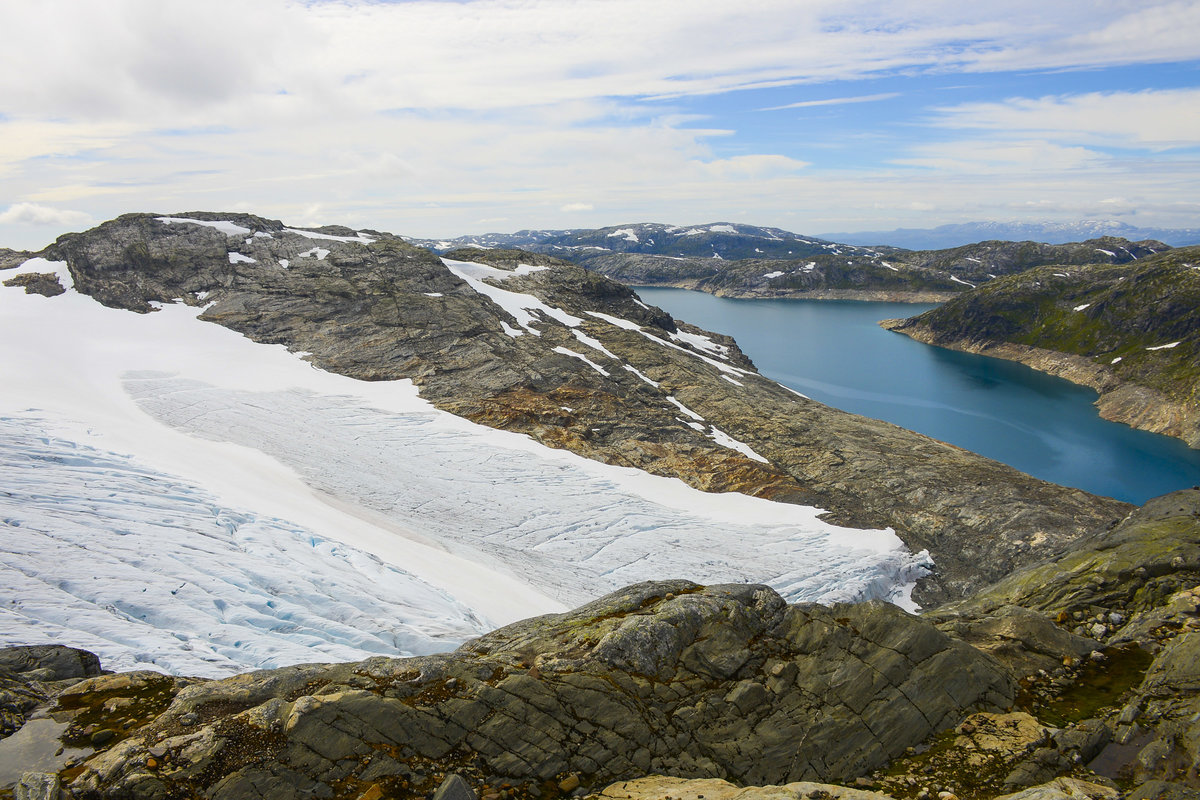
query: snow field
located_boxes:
[1,253,931,674]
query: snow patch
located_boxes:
[1074,303,1091,312]
[762,271,785,280]
[284,228,376,244]
[228,252,256,265]
[1095,248,1117,257]
[552,346,610,377]
[1146,341,1181,351]
[606,229,640,243]
[298,247,330,260]
[709,225,736,233]
[666,396,704,421]
[8,258,73,291]
[707,425,769,464]
[155,217,251,237]
[950,275,975,288]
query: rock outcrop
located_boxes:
[12,212,1136,605]
[47,582,1013,799]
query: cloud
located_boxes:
[560,203,594,212]
[0,203,92,227]
[761,93,900,111]
[928,88,1200,149]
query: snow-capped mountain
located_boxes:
[408,222,854,260]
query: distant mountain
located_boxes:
[408,222,846,260]
[821,221,1200,249]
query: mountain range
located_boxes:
[819,220,1200,250]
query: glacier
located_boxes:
[0,253,931,677]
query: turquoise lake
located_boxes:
[635,287,1200,505]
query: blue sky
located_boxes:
[1,0,1198,248]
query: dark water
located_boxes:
[636,287,1200,504]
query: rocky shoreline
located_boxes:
[879,320,1200,449]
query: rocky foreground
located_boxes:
[882,247,1200,448]
[3,489,1199,800]
[2,212,1134,606]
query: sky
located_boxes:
[1,0,1199,249]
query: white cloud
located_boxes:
[928,88,1200,149]
[761,92,900,111]
[0,203,92,227]
[1,0,1198,243]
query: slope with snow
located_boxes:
[1,247,929,675]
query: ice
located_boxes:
[155,217,252,237]
[1146,341,1181,351]
[283,228,376,244]
[228,252,256,265]
[0,415,486,677]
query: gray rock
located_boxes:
[14,772,60,800]
[433,774,476,800]
[67,582,1014,798]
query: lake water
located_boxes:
[636,287,1200,505]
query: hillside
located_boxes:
[883,247,1200,448]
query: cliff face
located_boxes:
[23,213,1132,605]
[882,247,1200,448]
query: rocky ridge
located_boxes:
[11,212,1134,606]
[881,248,1200,448]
